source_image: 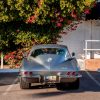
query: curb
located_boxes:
[0,69,19,73]
[97,69,100,72]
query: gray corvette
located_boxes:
[19,44,82,90]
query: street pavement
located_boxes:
[0,71,100,100]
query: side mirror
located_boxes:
[72,52,75,57]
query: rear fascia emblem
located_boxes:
[47,58,52,62]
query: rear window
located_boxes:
[31,48,66,57]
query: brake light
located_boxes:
[29,72,33,75]
[24,71,28,75]
[22,71,33,76]
[66,72,71,75]
[66,71,76,76]
[72,72,76,76]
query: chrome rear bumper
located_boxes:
[20,74,82,83]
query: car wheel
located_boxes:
[69,78,80,89]
[56,83,69,90]
[56,78,80,90]
[19,78,31,89]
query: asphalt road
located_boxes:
[0,71,100,100]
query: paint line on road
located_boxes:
[2,78,18,96]
[85,71,100,87]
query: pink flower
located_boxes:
[26,19,32,23]
[30,16,35,20]
[4,55,9,60]
[26,16,35,23]
[60,18,64,22]
[84,9,91,14]
[16,64,20,68]
[10,55,14,59]
[67,20,72,25]
[56,23,62,27]
[58,17,64,22]
[71,10,77,18]
[11,51,16,55]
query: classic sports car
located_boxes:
[19,44,82,90]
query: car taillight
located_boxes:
[72,72,76,76]
[22,71,33,76]
[29,72,33,75]
[66,72,71,75]
[24,71,28,75]
[66,71,76,76]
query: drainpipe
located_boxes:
[90,20,94,59]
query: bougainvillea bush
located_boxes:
[4,50,23,68]
[4,48,30,68]
[0,0,96,68]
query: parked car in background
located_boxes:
[19,44,82,90]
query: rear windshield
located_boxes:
[31,48,66,57]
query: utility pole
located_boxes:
[0,51,3,69]
[0,34,3,69]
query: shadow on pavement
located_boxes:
[30,71,100,98]
[0,73,19,86]
[0,71,100,96]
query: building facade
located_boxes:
[59,20,100,59]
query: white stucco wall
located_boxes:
[58,20,100,59]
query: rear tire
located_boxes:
[19,78,31,89]
[56,83,65,90]
[69,78,80,89]
[56,78,80,90]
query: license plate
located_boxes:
[46,76,56,81]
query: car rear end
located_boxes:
[20,68,81,82]
[19,44,82,90]
[19,59,82,90]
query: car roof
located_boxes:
[32,44,68,50]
